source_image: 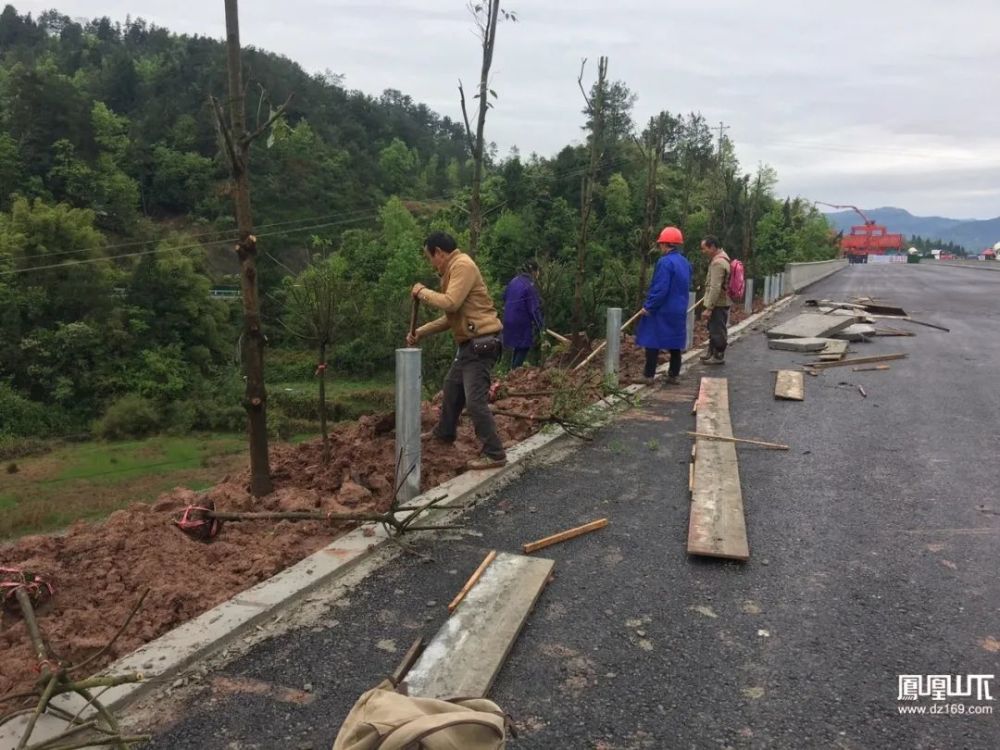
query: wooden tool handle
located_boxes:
[408,297,419,342]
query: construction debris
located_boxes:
[833,323,877,341]
[858,385,867,398]
[766,314,858,340]
[774,370,805,401]
[522,518,609,554]
[817,340,849,360]
[768,337,832,352]
[853,364,891,372]
[807,352,908,370]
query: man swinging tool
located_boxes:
[407,232,507,470]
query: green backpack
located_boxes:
[332,680,510,750]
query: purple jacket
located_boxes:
[501,273,544,349]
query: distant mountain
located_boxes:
[822,207,1000,252]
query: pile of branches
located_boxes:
[0,568,148,749]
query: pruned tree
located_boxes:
[458,1,517,256]
[210,0,292,497]
[572,56,608,343]
[280,257,357,465]
[633,111,680,305]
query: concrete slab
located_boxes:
[766,314,857,340]
[833,324,877,341]
[768,337,833,352]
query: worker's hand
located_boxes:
[640,308,650,317]
[411,283,426,299]
[406,331,421,347]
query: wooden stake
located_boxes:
[688,462,694,492]
[408,297,419,342]
[448,550,497,614]
[858,385,867,398]
[853,364,891,372]
[687,431,789,451]
[546,329,571,344]
[523,518,609,554]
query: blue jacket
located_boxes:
[635,251,692,350]
[501,273,544,349]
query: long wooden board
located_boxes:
[688,378,749,561]
[774,370,804,401]
[808,352,907,370]
[402,552,554,699]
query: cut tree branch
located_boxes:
[245,93,294,144]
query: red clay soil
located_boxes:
[0,303,763,702]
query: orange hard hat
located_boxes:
[657,226,684,245]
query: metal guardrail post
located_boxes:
[605,307,622,386]
[395,348,422,504]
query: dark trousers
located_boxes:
[707,307,730,355]
[510,347,530,369]
[435,338,505,460]
[644,348,682,378]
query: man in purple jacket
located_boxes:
[501,260,544,369]
[636,226,692,385]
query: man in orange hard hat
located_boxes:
[636,226,692,385]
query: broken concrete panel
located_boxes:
[766,314,857,340]
[768,337,833,352]
[833,324,877,341]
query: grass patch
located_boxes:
[0,434,248,540]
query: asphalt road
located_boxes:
[142,263,1000,750]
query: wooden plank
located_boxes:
[403,552,554,699]
[852,364,891,372]
[522,519,608,554]
[808,352,907,370]
[448,550,497,614]
[688,378,749,561]
[774,370,804,401]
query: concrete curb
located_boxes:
[0,294,796,748]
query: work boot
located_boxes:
[699,350,715,364]
[641,376,656,386]
[705,353,725,366]
[664,374,680,386]
[466,455,507,471]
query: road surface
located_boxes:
[140,263,1000,749]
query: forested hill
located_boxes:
[0,4,471,230]
[0,4,837,445]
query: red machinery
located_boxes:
[817,202,904,259]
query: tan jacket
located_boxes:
[703,250,732,308]
[416,251,503,343]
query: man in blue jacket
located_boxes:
[636,226,692,385]
[501,260,544,369]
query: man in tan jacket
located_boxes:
[408,232,506,470]
[699,235,731,365]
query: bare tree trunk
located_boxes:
[572,56,608,343]
[318,342,329,465]
[223,0,272,496]
[637,145,658,306]
[459,0,502,257]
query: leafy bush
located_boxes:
[0,435,50,461]
[94,395,161,440]
[266,405,293,441]
[0,383,57,437]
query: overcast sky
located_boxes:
[16,0,1000,219]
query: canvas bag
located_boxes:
[332,680,509,750]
